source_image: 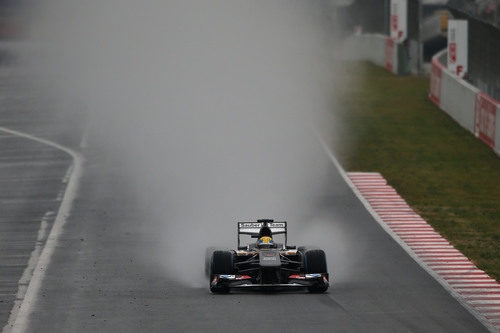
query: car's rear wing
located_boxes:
[237,219,287,248]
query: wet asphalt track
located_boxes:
[0,133,70,326]
[21,148,489,333]
[0,66,490,332]
[0,67,76,327]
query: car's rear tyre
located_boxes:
[209,250,234,293]
[304,249,328,293]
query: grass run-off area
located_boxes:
[332,62,500,281]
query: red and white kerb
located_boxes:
[348,172,500,331]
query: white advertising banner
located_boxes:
[447,20,468,78]
[390,0,407,43]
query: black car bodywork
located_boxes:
[206,219,330,293]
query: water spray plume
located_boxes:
[27,0,352,287]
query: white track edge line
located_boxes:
[0,127,83,333]
[314,132,498,333]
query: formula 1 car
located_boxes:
[205,219,329,293]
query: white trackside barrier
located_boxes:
[341,34,410,76]
[430,50,500,155]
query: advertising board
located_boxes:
[385,38,394,72]
[429,57,443,105]
[447,20,468,78]
[474,92,498,148]
[390,0,407,43]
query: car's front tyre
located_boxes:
[209,250,234,293]
[304,249,328,293]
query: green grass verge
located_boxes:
[333,61,500,281]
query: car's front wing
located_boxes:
[210,273,329,290]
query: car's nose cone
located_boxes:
[259,250,281,267]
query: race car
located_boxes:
[205,219,329,293]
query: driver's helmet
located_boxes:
[258,236,274,248]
